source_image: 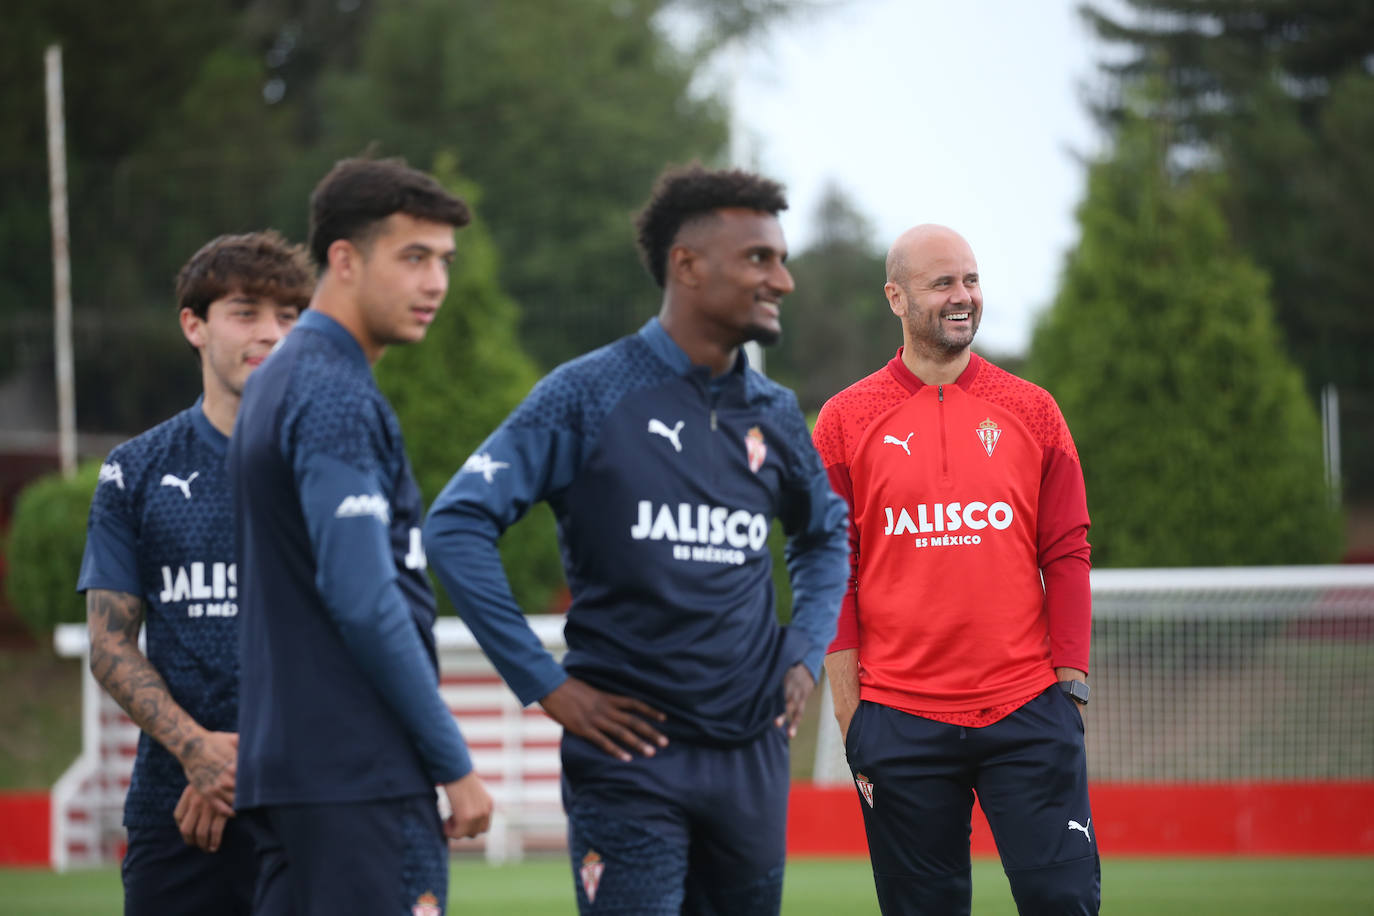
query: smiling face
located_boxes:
[678,207,794,348]
[886,227,982,359]
[346,212,456,359]
[182,292,301,401]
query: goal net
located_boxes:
[813,565,1374,784]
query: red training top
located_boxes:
[813,351,1092,725]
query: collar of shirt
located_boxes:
[637,317,750,395]
[886,348,985,395]
[190,394,228,456]
[295,310,370,371]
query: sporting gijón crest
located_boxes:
[976,418,1001,457]
[855,772,875,808]
[580,849,605,903]
[746,426,767,473]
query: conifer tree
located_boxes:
[1026,114,1342,566]
[1082,0,1374,504]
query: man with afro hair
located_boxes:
[425,163,849,913]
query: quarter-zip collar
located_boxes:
[295,309,370,372]
[638,316,694,375]
[638,317,751,403]
[885,347,984,395]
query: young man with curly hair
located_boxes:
[78,230,313,915]
[424,163,849,913]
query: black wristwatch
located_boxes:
[1058,680,1090,706]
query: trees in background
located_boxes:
[313,0,731,367]
[766,183,893,412]
[1026,112,1342,567]
[375,164,564,615]
[0,0,321,430]
[0,0,834,627]
[5,0,1358,603]
[0,0,812,430]
[1082,0,1374,502]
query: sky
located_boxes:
[692,0,1115,356]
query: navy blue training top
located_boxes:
[424,318,849,747]
[228,310,471,809]
[77,399,239,827]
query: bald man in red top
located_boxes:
[813,225,1099,915]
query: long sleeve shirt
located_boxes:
[229,310,471,808]
[424,318,849,746]
[813,351,1091,721]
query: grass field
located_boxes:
[2,855,1371,914]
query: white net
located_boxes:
[1088,566,1374,782]
[813,566,1374,785]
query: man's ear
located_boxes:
[179,306,206,350]
[327,238,360,282]
[667,243,701,289]
[884,281,907,318]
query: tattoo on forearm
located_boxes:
[87,589,208,779]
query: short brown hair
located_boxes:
[308,157,471,268]
[175,230,315,320]
[634,164,788,288]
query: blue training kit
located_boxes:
[78,399,256,915]
[121,821,256,916]
[242,794,448,916]
[424,318,849,742]
[228,310,466,913]
[561,727,790,914]
[424,318,849,911]
[846,686,1101,915]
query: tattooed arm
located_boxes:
[86,588,238,847]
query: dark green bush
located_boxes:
[5,461,101,636]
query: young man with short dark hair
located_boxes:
[229,158,492,916]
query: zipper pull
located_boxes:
[938,385,944,402]
[710,409,718,431]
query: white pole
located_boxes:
[743,340,765,375]
[45,44,77,479]
[1321,383,1341,507]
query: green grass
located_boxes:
[2,856,1372,914]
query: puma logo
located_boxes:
[460,452,509,484]
[1067,818,1091,842]
[160,471,200,500]
[883,432,915,455]
[648,418,684,453]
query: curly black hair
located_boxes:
[309,157,471,268]
[634,164,788,288]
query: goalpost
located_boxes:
[813,565,1374,785]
